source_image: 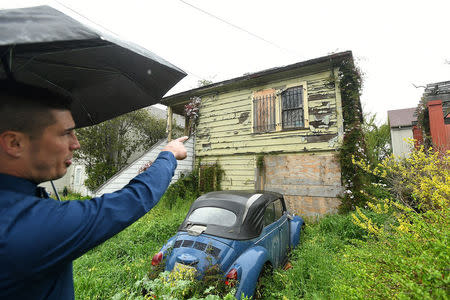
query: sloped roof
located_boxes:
[162,51,353,111]
[388,107,417,128]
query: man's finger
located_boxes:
[176,136,189,143]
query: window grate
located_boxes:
[281,86,304,129]
[253,93,276,133]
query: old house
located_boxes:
[163,51,359,216]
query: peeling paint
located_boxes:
[238,112,249,124]
[328,135,339,148]
[306,133,338,143]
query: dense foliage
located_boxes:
[362,113,392,166]
[336,59,369,212]
[74,109,167,191]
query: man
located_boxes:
[0,80,188,299]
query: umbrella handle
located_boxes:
[50,180,61,201]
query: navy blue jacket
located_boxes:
[0,151,177,299]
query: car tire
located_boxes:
[254,262,273,299]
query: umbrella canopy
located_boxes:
[0,5,186,128]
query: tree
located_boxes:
[74,109,167,191]
[362,113,392,166]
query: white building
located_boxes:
[387,107,417,157]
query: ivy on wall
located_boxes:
[198,162,224,193]
[335,58,369,212]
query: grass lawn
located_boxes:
[73,196,448,299]
[73,199,192,299]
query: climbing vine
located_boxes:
[335,58,369,212]
[184,96,202,135]
[198,161,224,193]
[415,97,433,149]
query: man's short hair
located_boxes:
[0,80,73,138]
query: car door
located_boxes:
[260,202,281,267]
[273,198,289,261]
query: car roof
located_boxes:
[179,190,284,240]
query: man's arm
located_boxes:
[6,138,188,276]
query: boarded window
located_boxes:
[253,89,276,133]
[281,86,304,129]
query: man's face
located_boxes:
[25,109,80,183]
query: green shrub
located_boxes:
[342,146,450,299]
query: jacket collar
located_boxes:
[0,173,40,196]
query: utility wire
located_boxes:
[177,0,297,56]
[55,0,209,82]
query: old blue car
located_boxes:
[151,191,304,299]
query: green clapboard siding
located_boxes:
[195,70,340,158]
[200,155,255,190]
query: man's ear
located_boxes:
[0,131,28,158]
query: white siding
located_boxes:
[390,127,414,157]
[94,137,195,197]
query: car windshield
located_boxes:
[187,207,237,227]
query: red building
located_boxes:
[415,81,450,152]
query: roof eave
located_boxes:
[162,51,353,107]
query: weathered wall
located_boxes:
[195,70,342,156]
[194,69,344,216]
[263,153,342,216]
[200,155,256,190]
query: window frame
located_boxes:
[252,81,308,134]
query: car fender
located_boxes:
[225,245,268,300]
[160,235,176,255]
[289,215,304,248]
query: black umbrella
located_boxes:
[0,5,186,128]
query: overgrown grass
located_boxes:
[259,211,392,299]
[73,148,449,299]
[73,194,195,299]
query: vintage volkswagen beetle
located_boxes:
[151,191,304,299]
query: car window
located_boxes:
[274,199,284,219]
[264,203,275,226]
[187,207,237,227]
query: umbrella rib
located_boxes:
[25,68,96,126]
[15,56,121,75]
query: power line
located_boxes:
[55,0,209,82]
[177,0,297,55]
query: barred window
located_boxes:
[253,92,276,133]
[281,86,304,129]
[252,84,307,133]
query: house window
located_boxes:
[281,86,304,129]
[253,92,276,133]
[252,83,308,133]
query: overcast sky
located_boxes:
[2,0,450,123]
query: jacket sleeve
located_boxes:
[6,151,177,276]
